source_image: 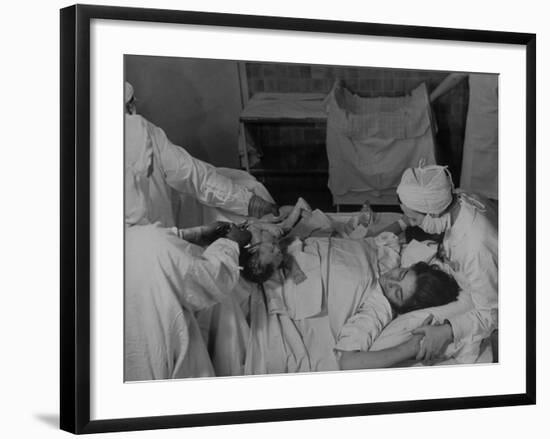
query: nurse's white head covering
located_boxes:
[396,164,454,214]
[125,82,135,104]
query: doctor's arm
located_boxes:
[184,237,246,307]
[175,221,232,246]
[446,249,498,343]
[152,124,278,217]
[170,225,252,309]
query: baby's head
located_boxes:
[239,241,284,284]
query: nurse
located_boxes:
[124,81,275,377]
[393,164,498,362]
[125,222,252,381]
[124,81,278,228]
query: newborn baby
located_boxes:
[239,197,313,283]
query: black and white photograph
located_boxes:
[123,55,499,381]
[2,0,546,436]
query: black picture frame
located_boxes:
[60,4,536,434]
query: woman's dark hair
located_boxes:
[239,247,276,284]
[396,262,460,314]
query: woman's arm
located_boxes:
[339,334,423,370]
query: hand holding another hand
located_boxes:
[412,317,454,364]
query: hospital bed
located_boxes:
[202,189,494,377]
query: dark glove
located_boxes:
[224,224,252,248]
[201,221,232,245]
[248,194,279,218]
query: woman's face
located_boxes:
[255,241,284,269]
[379,267,418,309]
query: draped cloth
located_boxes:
[460,74,498,199]
[325,83,436,205]
[244,237,394,375]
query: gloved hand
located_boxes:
[176,221,232,246]
[224,224,252,248]
[248,194,279,218]
[201,221,232,245]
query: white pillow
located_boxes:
[370,290,482,364]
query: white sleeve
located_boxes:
[185,238,242,307]
[150,123,252,215]
[334,290,393,352]
[447,242,498,343]
[160,229,241,311]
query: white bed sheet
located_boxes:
[199,184,493,374]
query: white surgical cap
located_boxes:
[396,165,454,214]
[125,82,135,104]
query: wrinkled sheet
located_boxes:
[244,216,493,374]
[244,237,394,375]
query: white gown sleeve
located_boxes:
[149,123,253,215]
[447,241,498,343]
[184,238,242,309]
[154,225,242,311]
[334,289,393,352]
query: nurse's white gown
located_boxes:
[124,224,240,381]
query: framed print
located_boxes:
[60,4,536,434]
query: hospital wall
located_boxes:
[124,57,472,210]
[124,57,469,183]
[125,55,242,168]
[245,62,470,187]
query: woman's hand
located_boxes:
[412,319,454,363]
[404,314,433,357]
[405,333,426,358]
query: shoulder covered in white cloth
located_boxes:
[370,289,482,364]
[370,233,486,364]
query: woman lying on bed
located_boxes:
[238,200,460,372]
